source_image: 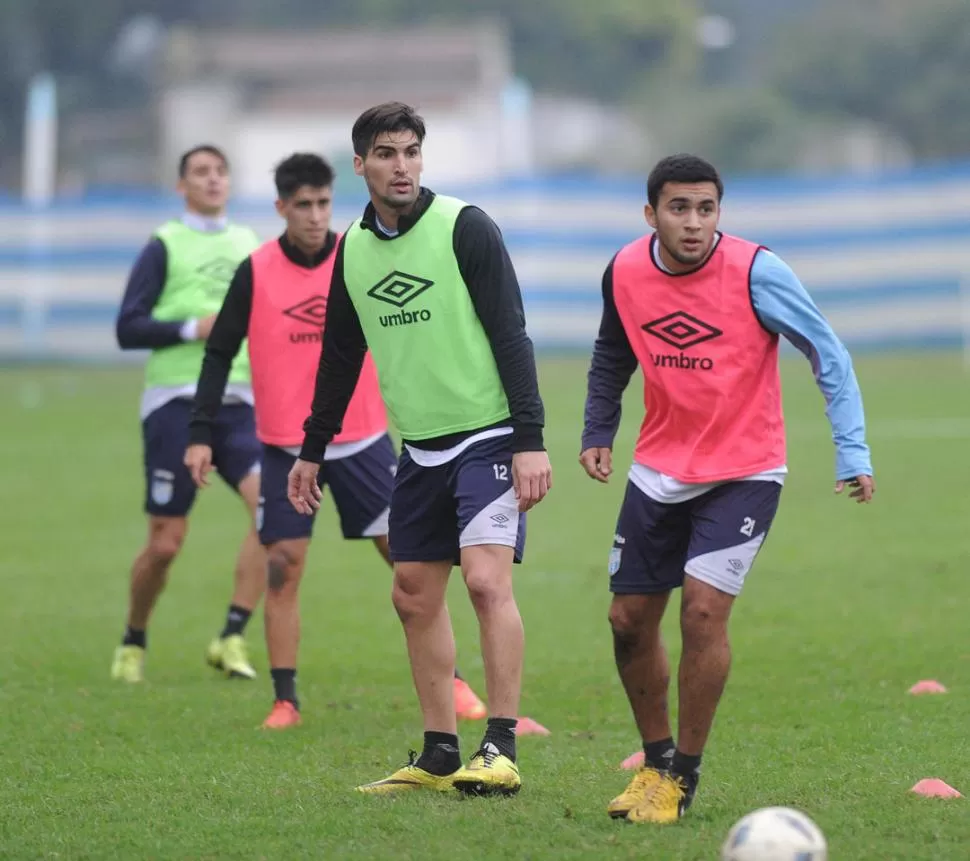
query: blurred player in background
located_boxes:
[580,154,874,824]
[112,145,264,683]
[187,152,488,729]
[289,102,552,798]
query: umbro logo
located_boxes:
[641,311,722,350]
[282,295,328,328]
[490,513,510,527]
[196,258,239,286]
[283,295,328,344]
[368,271,434,308]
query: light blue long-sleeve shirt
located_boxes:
[581,240,873,480]
[750,249,872,479]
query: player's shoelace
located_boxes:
[651,775,687,809]
[474,746,499,768]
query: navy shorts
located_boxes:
[143,398,261,517]
[388,434,526,565]
[608,479,782,597]
[257,435,396,545]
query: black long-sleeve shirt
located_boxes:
[581,256,640,451]
[299,188,545,462]
[115,239,190,349]
[187,232,338,447]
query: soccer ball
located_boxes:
[721,806,828,861]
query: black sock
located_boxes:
[122,626,146,649]
[415,731,461,776]
[270,668,298,708]
[482,717,517,762]
[643,737,675,771]
[670,750,702,792]
[220,604,252,639]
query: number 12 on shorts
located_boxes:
[493,464,508,481]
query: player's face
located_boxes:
[645,181,720,272]
[353,130,423,211]
[177,151,230,216]
[277,185,332,253]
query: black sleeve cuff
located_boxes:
[510,423,545,453]
[187,422,214,448]
[298,433,331,464]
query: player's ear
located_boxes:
[353,154,365,177]
[644,204,658,230]
[274,198,286,218]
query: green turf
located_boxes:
[2,353,968,860]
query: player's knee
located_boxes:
[146,521,185,568]
[463,567,512,614]
[608,596,649,642]
[680,596,726,649]
[391,570,436,624]
[266,545,300,593]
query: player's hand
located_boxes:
[288,458,322,515]
[835,474,875,503]
[184,444,214,488]
[196,314,218,341]
[511,451,552,512]
[579,447,613,483]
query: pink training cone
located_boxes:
[909,680,948,695]
[516,717,551,736]
[911,779,962,799]
[621,751,645,770]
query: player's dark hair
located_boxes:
[274,153,335,200]
[352,102,426,158]
[178,144,228,178]
[647,154,723,209]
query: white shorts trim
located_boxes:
[458,487,519,549]
[684,533,767,596]
[361,506,390,538]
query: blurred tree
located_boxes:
[773,0,970,160]
[0,0,198,185]
[0,0,697,189]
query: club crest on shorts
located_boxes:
[151,469,174,506]
[608,543,623,576]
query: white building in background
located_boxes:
[157,21,539,198]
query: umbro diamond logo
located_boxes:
[367,271,434,308]
[196,258,239,286]
[641,311,722,350]
[282,295,328,328]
